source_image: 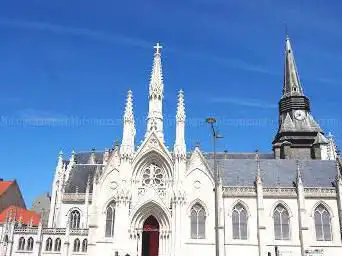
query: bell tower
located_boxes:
[273,35,326,159]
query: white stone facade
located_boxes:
[1,41,342,256]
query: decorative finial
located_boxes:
[154,42,163,55]
[285,24,289,40]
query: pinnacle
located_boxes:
[255,150,262,183]
[124,90,134,122]
[176,89,185,121]
[296,160,303,184]
[149,44,164,98]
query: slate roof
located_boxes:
[63,150,339,194]
[64,165,98,193]
[207,159,338,188]
[75,151,104,164]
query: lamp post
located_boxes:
[206,117,223,256]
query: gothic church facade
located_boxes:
[1,37,342,256]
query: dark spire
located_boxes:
[282,35,304,98]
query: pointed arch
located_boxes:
[269,200,293,218]
[310,201,334,218]
[82,239,88,252]
[66,207,83,229]
[133,149,173,181]
[105,200,116,237]
[231,201,249,240]
[186,168,215,187]
[229,200,251,217]
[313,203,332,241]
[187,199,209,216]
[130,200,171,232]
[18,237,25,251]
[45,237,53,251]
[54,238,61,251]
[27,237,34,251]
[190,203,206,239]
[73,238,80,252]
[273,203,290,240]
[99,168,120,188]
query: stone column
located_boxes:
[218,182,225,256]
[256,174,266,256]
[296,162,308,256]
[335,161,342,243]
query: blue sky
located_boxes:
[0,0,341,207]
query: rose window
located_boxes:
[142,163,164,187]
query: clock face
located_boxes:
[294,110,306,121]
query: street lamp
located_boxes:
[206,117,223,256]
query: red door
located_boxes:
[142,216,159,256]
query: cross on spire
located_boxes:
[154,42,163,55]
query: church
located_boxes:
[1,35,342,256]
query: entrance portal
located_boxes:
[141,215,159,256]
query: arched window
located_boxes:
[4,235,8,244]
[73,239,80,252]
[232,203,248,240]
[273,204,290,240]
[54,238,61,251]
[105,201,116,237]
[18,237,25,251]
[82,239,88,252]
[314,204,332,241]
[190,203,206,239]
[27,237,34,251]
[45,238,53,251]
[70,210,81,229]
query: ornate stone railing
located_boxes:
[223,187,256,197]
[223,186,337,199]
[70,229,88,236]
[62,193,92,202]
[304,188,336,198]
[42,228,66,235]
[263,187,297,198]
[14,228,38,234]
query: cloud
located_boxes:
[168,47,273,75]
[0,18,152,49]
[316,77,342,87]
[16,109,67,122]
[211,97,277,109]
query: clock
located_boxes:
[294,110,306,121]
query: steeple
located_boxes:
[121,90,136,159]
[282,35,304,98]
[146,42,164,142]
[174,89,186,158]
[273,34,324,160]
